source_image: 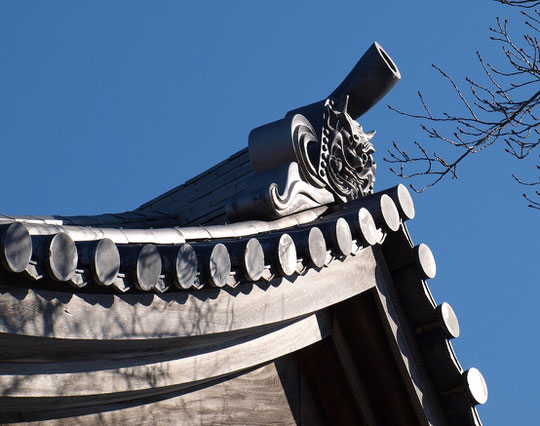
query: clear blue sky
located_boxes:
[1,1,538,423]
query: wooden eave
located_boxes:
[0,187,484,425]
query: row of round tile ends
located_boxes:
[392,225,488,422]
[0,187,413,293]
[0,184,488,421]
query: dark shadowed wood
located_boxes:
[419,337,464,393]
[0,223,32,274]
[371,246,448,425]
[439,393,484,426]
[361,221,459,415]
[438,369,487,425]
[379,227,443,332]
[333,294,423,425]
[331,318,377,425]
[298,338,368,425]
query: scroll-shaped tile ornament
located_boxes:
[226,100,376,221]
[226,42,401,222]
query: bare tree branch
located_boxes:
[385,5,540,209]
[495,0,540,9]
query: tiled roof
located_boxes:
[0,185,486,424]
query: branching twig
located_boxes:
[385,6,540,209]
[494,0,540,9]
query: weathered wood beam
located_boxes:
[3,362,299,425]
[0,312,332,411]
[0,247,377,342]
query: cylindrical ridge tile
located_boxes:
[377,194,401,232]
[415,302,460,340]
[437,302,460,339]
[118,244,162,291]
[223,238,265,283]
[77,239,120,286]
[357,193,400,232]
[0,222,32,273]
[463,368,488,405]
[319,218,353,257]
[308,227,327,267]
[439,368,488,423]
[192,243,231,288]
[394,184,415,220]
[323,206,377,247]
[32,233,78,282]
[386,242,436,280]
[290,227,327,268]
[414,243,436,279]
[241,238,265,282]
[259,233,297,276]
[208,244,231,287]
[158,244,198,290]
[356,207,378,246]
[377,184,415,221]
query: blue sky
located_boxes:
[1,1,538,423]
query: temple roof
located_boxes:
[0,183,486,425]
[0,42,487,425]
